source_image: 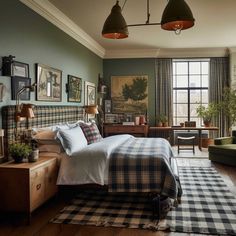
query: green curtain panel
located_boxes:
[209,57,230,137]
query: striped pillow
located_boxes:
[80,123,103,144]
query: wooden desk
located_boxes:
[149,126,219,151]
[104,124,148,137]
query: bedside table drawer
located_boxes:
[30,167,45,211]
[44,158,58,200]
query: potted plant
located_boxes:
[220,88,236,134]
[9,143,32,163]
[196,103,219,127]
[156,114,168,127]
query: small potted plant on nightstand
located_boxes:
[9,143,32,163]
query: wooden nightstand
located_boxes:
[0,156,59,222]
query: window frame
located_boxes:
[172,59,209,126]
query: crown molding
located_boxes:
[104,49,160,59]
[157,48,229,58]
[20,0,105,58]
[104,48,229,59]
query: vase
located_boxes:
[204,121,211,127]
[28,149,39,162]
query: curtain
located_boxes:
[209,57,230,137]
[155,58,173,126]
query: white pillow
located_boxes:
[57,125,87,156]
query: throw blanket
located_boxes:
[108,138,178,199]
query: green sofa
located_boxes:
[208,131,236,166]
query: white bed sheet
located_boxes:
[56,134,132,185]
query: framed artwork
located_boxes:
[84,81,96,105]
[2,56,29,77]
[11,76,30,100]
[11,61,29,77]
[104,99,112,113]
[111,75,148,114]
[84,81,96,120]
[67,75,82,103]
[36,63,62,102]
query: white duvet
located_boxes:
[57,134,132,185]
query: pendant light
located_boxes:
[102,1,128,39]
[102,0,194,39]
[161,0,195,34]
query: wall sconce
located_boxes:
[15,83,37,140]
[102,0,195,39]
[84,105,105,136]
[84,105,99,122]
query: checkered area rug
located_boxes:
[166,167,236,235]
[51,167,236,235]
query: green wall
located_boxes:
[103,58,156,125]
[0,0,103,127]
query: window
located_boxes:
[173,59,209,126]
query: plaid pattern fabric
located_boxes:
[80,122,103,144]
[51,167,236,235]
[108,137,178,199]
[50,191,167,230]
[1,105,84,153]
[166,167,236,235]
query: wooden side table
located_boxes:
[0,156,59,223]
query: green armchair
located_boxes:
[208,130,236,166]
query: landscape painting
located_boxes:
[111,75,148,114]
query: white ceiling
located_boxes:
[21,0,236,58]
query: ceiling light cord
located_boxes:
[146,0,150,24]
[121,0,127,11]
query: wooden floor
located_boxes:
[1,149,236,236]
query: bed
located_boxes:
[1,105,181,219]
[57,134,179,198]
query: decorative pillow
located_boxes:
[38,144,64,153]
[32,126,54,133]
[79,122,103,144]
[57,125,88,156]
[33,130,58,145]
[67,120,85,129]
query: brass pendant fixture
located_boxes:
[102,0,195,39]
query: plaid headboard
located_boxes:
[1,105,84,155]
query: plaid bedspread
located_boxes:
[108,137,179,199]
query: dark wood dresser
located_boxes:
[103,124,148,137]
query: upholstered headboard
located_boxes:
[1,105,84,155]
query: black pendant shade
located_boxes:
[161,0,195,33]
[102,0,194,39]
[102,1,129,39]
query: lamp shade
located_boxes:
[19,104,35,119]
[102,1,129,39]
[161,0,194,32]
[85,105,99,115]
